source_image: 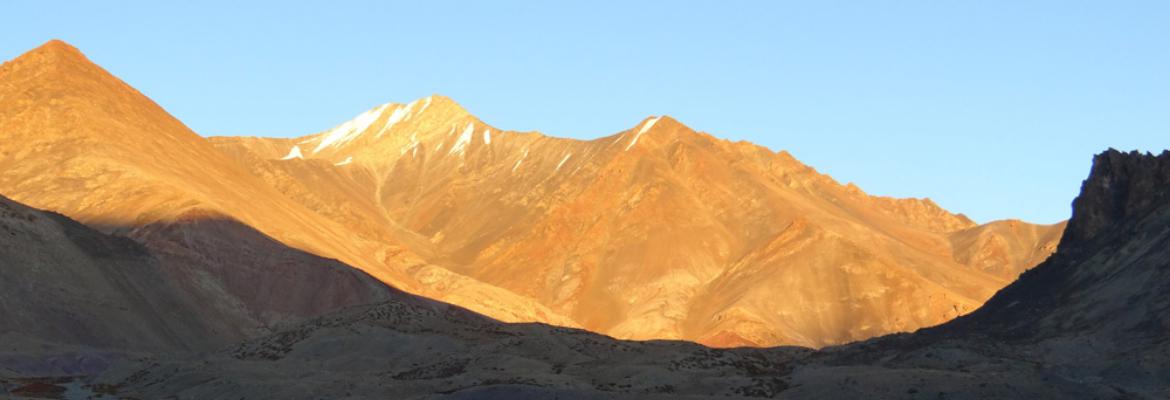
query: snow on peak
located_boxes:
[512,148,529,173]
[418,96,433,115]
[624,116,661,151]
[375,103,414,138]
[313,104,390,153]
[334,156,353,166]
[483,128,492,145]
[449,122,475,155]
[555,153,573,172]
[281,145,304,160]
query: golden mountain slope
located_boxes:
[0,40,576,330]
[214,95,1065,347]
[0,40,1063,348]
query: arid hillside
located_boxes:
[1,40,1061,348]
[213,95,1064,347]
[0,40,576,333]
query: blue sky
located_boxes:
[2,1,1167,224]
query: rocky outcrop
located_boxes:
[950,149,1170,338]
[1061,149,1170,251]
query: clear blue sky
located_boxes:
[3,1,1167,224]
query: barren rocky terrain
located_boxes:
[2,40,1164,399]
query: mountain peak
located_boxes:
[0,39,150,109]
[34,39,84,55]
[1,39,199,149]
[620,114,707,151]
[293,94,481,161]
[3,39,90,71]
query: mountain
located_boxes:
[3,39,1162,398]
[0,40,574,333]
[106,150,1169,399]
[1,40,1060,349]
[212,95,1064,347]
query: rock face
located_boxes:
[1062,149,1170,250]
[944,149,1170,341]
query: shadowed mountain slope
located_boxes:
[0,194,216,352]
[0,192,396,356]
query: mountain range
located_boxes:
[0,40,1064,349]
[212,95,1066,348]
[3,40,1162,399]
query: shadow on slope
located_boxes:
[2,192,812,398]
[0,194,444,375]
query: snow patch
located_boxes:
[404,99,418,121]
[512,148,529,172]
[555,153,572,172]
[483,129,492,145]
[401,133,421,155]
[334,156,353,166]
[624,116,661,151]
[313,104,389,153]
[449,122,475,155]
[375,103,414,138]
[281,145,304,160]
